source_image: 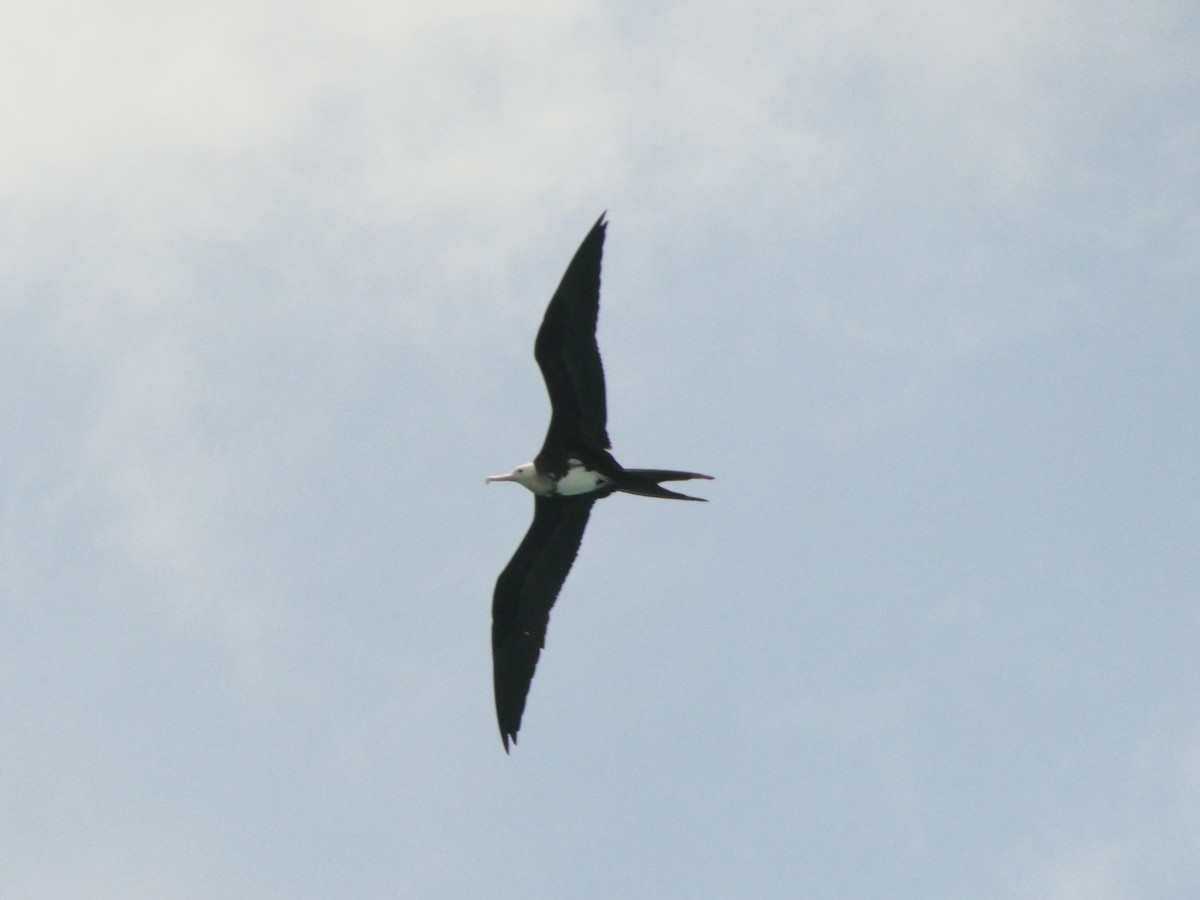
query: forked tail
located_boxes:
[615,469,713,501]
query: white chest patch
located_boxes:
[555,462,611,496]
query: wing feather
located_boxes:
[491,495,596,751]
[534,214,611,472]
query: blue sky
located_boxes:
[4,2,1199,897]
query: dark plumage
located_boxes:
[491,495,596,751]
[487,214,712,751]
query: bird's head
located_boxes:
[486,463,549,494]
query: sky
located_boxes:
[3,1,1199,897]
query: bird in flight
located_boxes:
[487,213,712,751]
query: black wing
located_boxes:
[492,494,597,751]
[534,214,611,474]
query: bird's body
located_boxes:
[487,214,711,751]
[489,458,613,497]
[542,460,613,496]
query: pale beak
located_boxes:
[486,472,517,484]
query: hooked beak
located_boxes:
[486,472,517,484]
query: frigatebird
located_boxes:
[487,213,712,751]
